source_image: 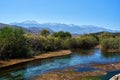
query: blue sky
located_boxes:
[0,0,120,30]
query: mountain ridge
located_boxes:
[10,20,116,34]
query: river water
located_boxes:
[0,48,120,80]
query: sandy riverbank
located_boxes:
[0,50,71,69]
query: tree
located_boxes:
[40,29,50,37]
[65,32,72,38]
[99,32,113,39]
[52,31,71,38]
[0,27,29,60]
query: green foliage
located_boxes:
[42,37,62,51]
[101,37,120,51]
[25,34,44,54]
[0,28,100,60]
[13,30,120,57]
[61,38,71,49]
[25,32,98,54]
[0,27,29,60]
[52,31,71,38]
[25,34,63,52]
[90,32,120,51]
[99,32,114,42]
[40,29,50,37]
[59,34,98,49]
[70,35,98,49]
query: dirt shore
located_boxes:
[92,62,120,71]
[0,50,71,69]
[33,70,106,80]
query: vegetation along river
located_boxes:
[0,48,120,80]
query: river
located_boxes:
[0,48,120,80]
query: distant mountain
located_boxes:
[10,20,115,34]
[0,23,31,33]
[27,27,54,34]
[0,23,10,28]
[0,22,53,34]
[11,21,54,34]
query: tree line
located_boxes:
[0,26,119,60]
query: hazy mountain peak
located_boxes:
[9,21,117,34]
[21,20,39,24]
[11,20,39,25]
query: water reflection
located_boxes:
[102,51,120,59]
[71,49,94,56]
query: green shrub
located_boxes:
[40,29,50,37]
[52,31,71,38]
[101,38,120,51]
[69,36,98,49]
[0,27,29,60]
[99,32,114,42]
[25,34,63,52]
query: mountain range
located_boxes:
[0,20,119,34]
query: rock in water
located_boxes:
[110,74,120,80]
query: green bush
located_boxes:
[61,38,71,49]
[25,34,63,52]
[99,32,114,42]
[69,36,98,49]
[0,28,99,60]
[101,38,120,51]
[81,36,98,49]
[14,31,99,58]
[1,27,120,60]
[52,31,71,38]
[40,29,50,37]
[0,27,29,60]
[25,34,45,54]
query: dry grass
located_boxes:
[34,69,106,80]
[93,62,120,71]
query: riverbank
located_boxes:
[0,50,71,69]
[92,62,120,71]
[33,62,120,80]
[34,69,106,80]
